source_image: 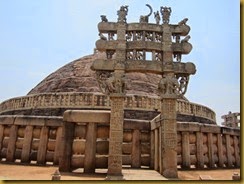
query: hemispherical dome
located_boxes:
[28,52,163,97]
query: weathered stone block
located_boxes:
[63,110,110,123]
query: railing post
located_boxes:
[59,121,75,172]
[84,122,97,173]
[37,126,49,165]
[21,125,33,163]
[6,124,18,162]
[131,129,141,168]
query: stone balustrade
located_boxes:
[0,92,216,122]
[150,116,240,170]
[0,114,239,170]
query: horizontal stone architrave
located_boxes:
[98,22,190,36]
[63,110,110,123]
[0,92,216,123]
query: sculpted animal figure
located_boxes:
[140,4,153,23]
[178,18,188,25]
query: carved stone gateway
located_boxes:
[91,4,196,179]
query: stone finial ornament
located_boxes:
[139,4,153,23]
[100,15,108,22]
[117,5,128,23]
[154,11,161,24]
[160,6,172,24]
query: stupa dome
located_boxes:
[28,52,162,97]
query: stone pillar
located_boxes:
[207,133,215,168]
[107,95,124,178]
[59,121,75,172]
[21,125,33,163]
[217,134,224,167]
[84,122,97,173]
[160,98,178,178]
[182,132,190,168]
[154,128,159,171]
[150,130,155,169]
[196,132,204,168]
[131,129,141,168]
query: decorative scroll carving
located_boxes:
[154,11,161,24]
[139,4,153,23]
[160,6,172,24]
[117,5,128,23]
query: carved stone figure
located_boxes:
[106,50,115,59]
[155,33,162,42]
[155,52,162,61]
[135,32,142,40]
[126,32,133,41]
[154,11,160,24]
[135,51,144,60]
[99,33,107,40]
[178,76,188,95]
[139,4,153,23]
[160,6,172,24]
[108,32,115,40]
[181,35,190,43]
[145,31,153,41]
[174,53,181,62]
[158,75,180,96]
[178,18,188,25]
[100,15,108,22]
[126,51,133,60]
[117,5,128,23]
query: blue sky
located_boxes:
[0,0,240,124]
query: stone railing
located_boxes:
[150,115,240,170]
[0,92,215,122]
[0,114,151,170]
[0,113,239,171]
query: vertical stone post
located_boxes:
[159,23,178,178]
[21,125,34,163]
[217,134,224,167]
[150,130,155,169]
[154,128,159,171]
[182,132,190,168]
[84,122,97,173]
[131,129,141,168]
[106,15,127,179]
[196,132,204,168]
[107,94,125,178]
[160,98,178,178]
[59,121,75,172]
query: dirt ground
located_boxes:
[0,163,240,181]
